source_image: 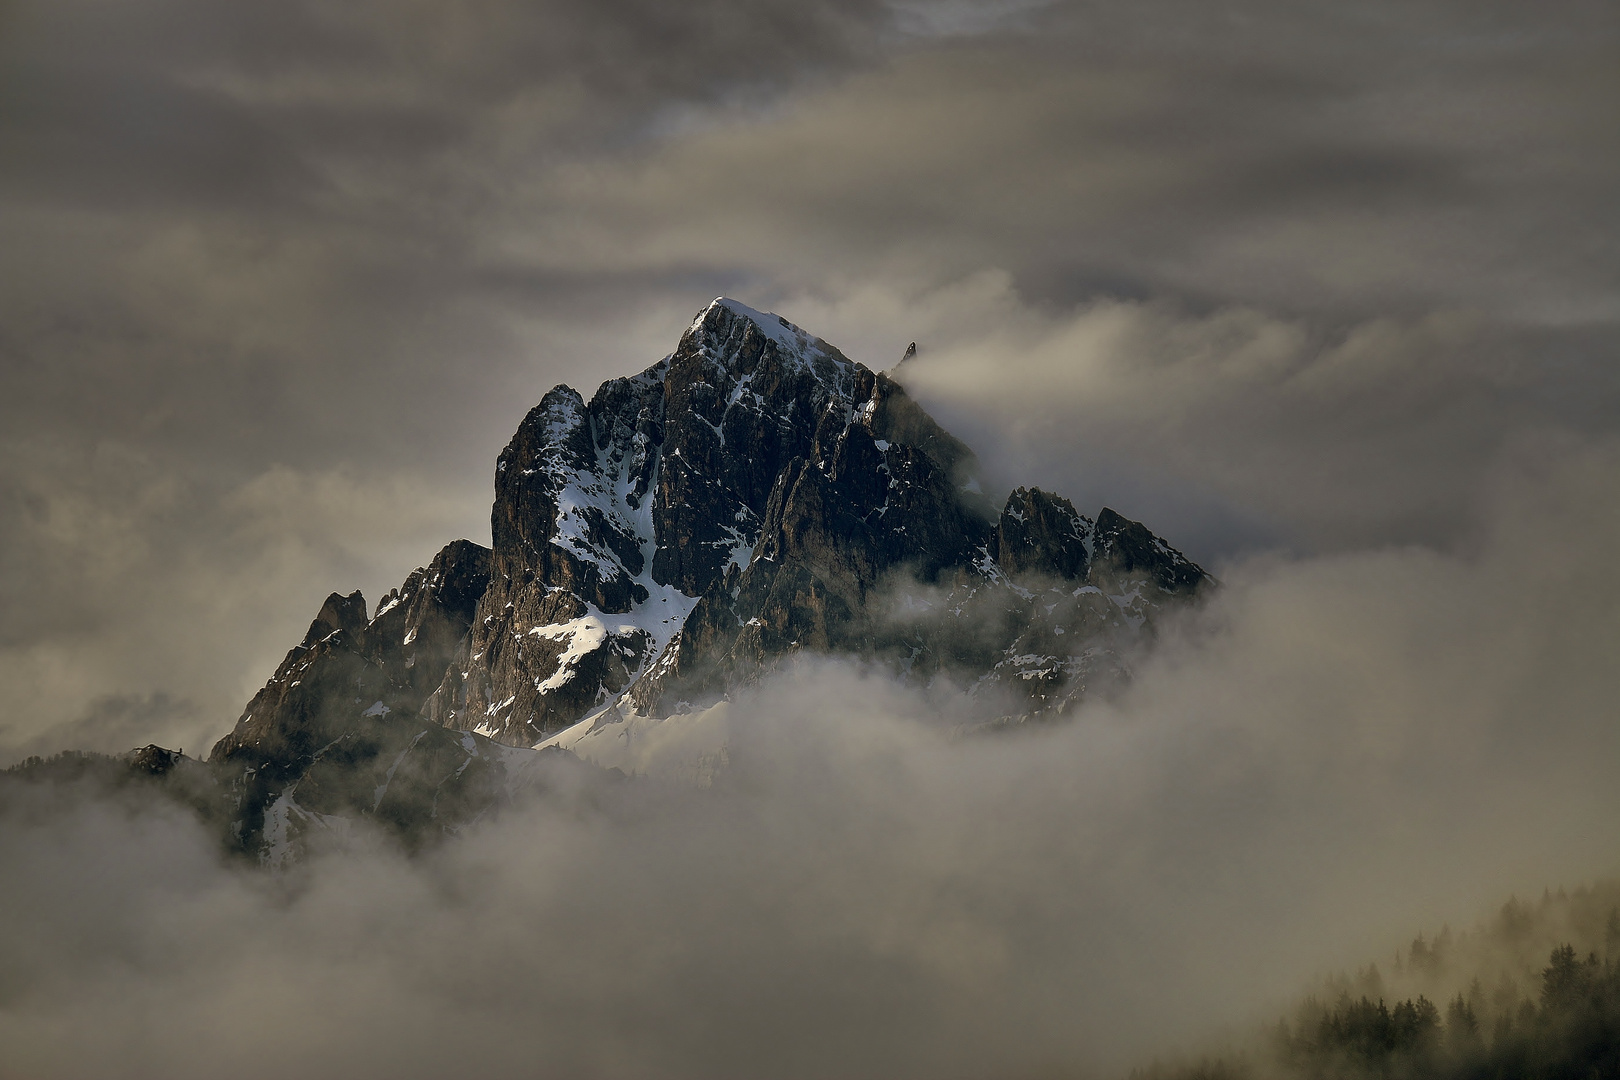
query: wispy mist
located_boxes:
[4,435,1616,1079]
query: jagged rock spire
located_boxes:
[206,298,1211,859]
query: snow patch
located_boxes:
[530,617,610,692]
[260,789,299,870]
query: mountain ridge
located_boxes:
[20,298,1214,864]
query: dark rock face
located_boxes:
[651,307,860,596]
[1092,507,1209,591]
[208,539,500,859]
[300,590,368,648]
[201,297,1211,861]
[997,488,1091,580]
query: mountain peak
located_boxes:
[683,297,852,381]
[689,296,804,344]
[204,298,1211,860]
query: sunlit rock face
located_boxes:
[205,298,1212,859]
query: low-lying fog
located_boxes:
[3,437,1618,1080]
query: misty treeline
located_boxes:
[2,747,220,818]
[1134,884,1620,1080]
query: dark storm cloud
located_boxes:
[0,0,891,212]
[525,23,1616,322]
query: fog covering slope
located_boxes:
[1,436,1616,1079]
[1138,880,1620,1079]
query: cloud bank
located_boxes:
[3,434,1616,1079]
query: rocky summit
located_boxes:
[405,298,1207,747]
[45,299,1209,864]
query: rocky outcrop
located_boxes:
[208,539,500,857]
[1091,507,1209,592]
[996,488,1091,580]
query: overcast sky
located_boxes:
[2,0,1617,758]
